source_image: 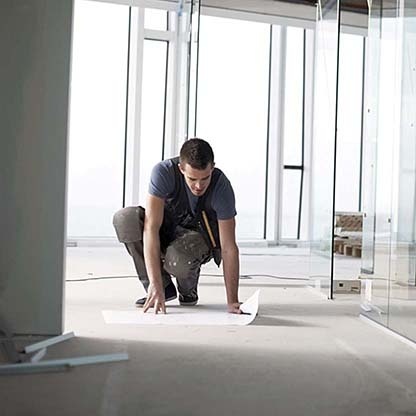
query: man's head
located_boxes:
[178,138,215,197]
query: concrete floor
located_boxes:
[2,247,416,416]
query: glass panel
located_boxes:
[361,3,397,326]
[309,0,340,297]
[187,0,200,137]
[138,40,168,205]
[361,6,381,275]
[281,169,302,239]
[67,0,129,238]
[197,15,270,240]
[332,33,365,287]
[144,8,168,31]
[335,33,364,212]
[372,17,397,323]
[173,0,199,144]
[283,27,304,166]
[388,4,416,340]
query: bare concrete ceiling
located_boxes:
[201,0,369,15]
[201,0,412,16]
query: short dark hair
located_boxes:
[179,138,214,170]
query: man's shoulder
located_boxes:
[211,168,234,198]
[149,158,179,198]
[153,158,178,176]
[157,157,176,170]
[209,168,236,219]
[212,167,229,186]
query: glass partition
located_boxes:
[361,5,380,276]
[309,0,340,298]
[332,32,365,283]
[388,3,416,340]
[361,2,398,326]
[335,33,364,213]
[371,15,398,324]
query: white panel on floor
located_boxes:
[102,290,260,326]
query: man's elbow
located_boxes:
[221,243,239,257]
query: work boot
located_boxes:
[135,281,177,307]
[179,288,198,306]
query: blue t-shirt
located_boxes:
[148,159,237,220]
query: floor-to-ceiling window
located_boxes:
[281,26,306,240]
[138,39,169,204]
[196,15,270,240]
[67,1,173,241]
[68,2,367,249]
[67,0,129,239]
[336,32,365,212]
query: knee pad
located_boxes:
[163,231,210,278]
[112,206,144,243]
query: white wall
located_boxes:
[0,0,73,334]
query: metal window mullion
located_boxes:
[130,8,145,205]
[163,14,177,158]
[185,0,200,138]
[277,25,287,243]
[329,3,342,300]
[144,28,175,41]
[173,10,185,153]
[359,36,366,211]
[122,6,132,208]
[304,28,316,244]
[263,25,273,240]
[265,25,286,243]
[283,165,303,170]
[162,39,169,159]
[192,1,201,137]
[171,10,190,155]
[298,28,307,240]
[274,26,287,243]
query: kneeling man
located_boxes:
[113,138,241,314]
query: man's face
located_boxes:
[179,162,214,196]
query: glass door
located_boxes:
[388,1,416,339]
[361,1,399,326]
[309,0,341,298]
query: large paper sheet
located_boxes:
[102,290,260,326]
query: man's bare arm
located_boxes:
[142,194,166,314]
[218,218,241,314]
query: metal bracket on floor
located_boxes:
[0,352,129,375]
[23,331,75,353]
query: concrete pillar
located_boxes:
[0,0,73,334]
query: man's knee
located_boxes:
[113,206,144,243]
[163,231,210,278]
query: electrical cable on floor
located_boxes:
[66,275,137,282]
[240,253,309,257]
[66,273,309,282]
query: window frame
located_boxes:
[71,0,368,245]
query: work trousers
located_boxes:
[112,206,212,295]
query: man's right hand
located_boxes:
[143,282,166,314]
